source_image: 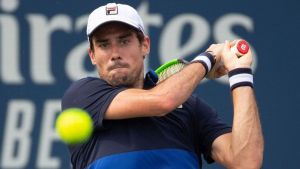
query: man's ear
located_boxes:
[142,36,150,59]
[88,48,96,65]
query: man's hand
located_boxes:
[205,43,227,79]
[205,40,252,79]
[222,40,252,71]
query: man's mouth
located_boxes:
[108,62,129,71]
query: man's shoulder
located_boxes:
[184,94,216,117]
[62,77,106,102]
[67,77,107,91]
[185,94,201,107]
[61,77,112,110]
[187,94,210,107]
[73,76,104,86]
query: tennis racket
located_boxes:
[155,40,250,83]
[155,59,188,83]
[231,39,249,57]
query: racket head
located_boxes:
[155,59,188,83]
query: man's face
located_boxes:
[88,22,150,87]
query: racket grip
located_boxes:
[144,69,158,89]
[230,40,249,58]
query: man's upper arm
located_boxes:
[104,88,169,119]
[192,97,232,164]
[62,77,171,122]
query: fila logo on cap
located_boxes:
[106,3,118,15]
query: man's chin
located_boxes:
[108,75,133,87]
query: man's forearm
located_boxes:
[105,62,207,119]
[231,87,264,168]
[150,62,206,112]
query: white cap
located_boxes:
[86,3,146,37]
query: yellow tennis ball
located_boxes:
[55,108,93,145]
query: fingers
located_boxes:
[229,39,238,47]
[224,40,236,55]
[206,63,228,79]
[216,65,228,76]
[206,43,224,64]
[204,39,253,78]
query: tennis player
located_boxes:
[62,3,264,169]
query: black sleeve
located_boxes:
[61,77,126,128]
[193,96,232,164]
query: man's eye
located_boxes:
[120,39,129,45]
[99,43,109,48]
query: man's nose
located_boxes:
[111,43,121,60]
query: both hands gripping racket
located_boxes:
[154,40,249,83]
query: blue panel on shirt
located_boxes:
[87,148,199,169]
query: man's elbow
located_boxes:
[244,156,263,169]
[251,140,264,169]
[232,152,264,169]
[252,150,264,169]
[157,98,178,116]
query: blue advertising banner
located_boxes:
[0,0,299,168]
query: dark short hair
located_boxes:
[88,24,145,51]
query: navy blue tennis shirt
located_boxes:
[61,77,231,169]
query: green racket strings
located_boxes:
[157,62,185,82]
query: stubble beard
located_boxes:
[103,68,143,88]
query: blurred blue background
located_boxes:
[0,0,299,168]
